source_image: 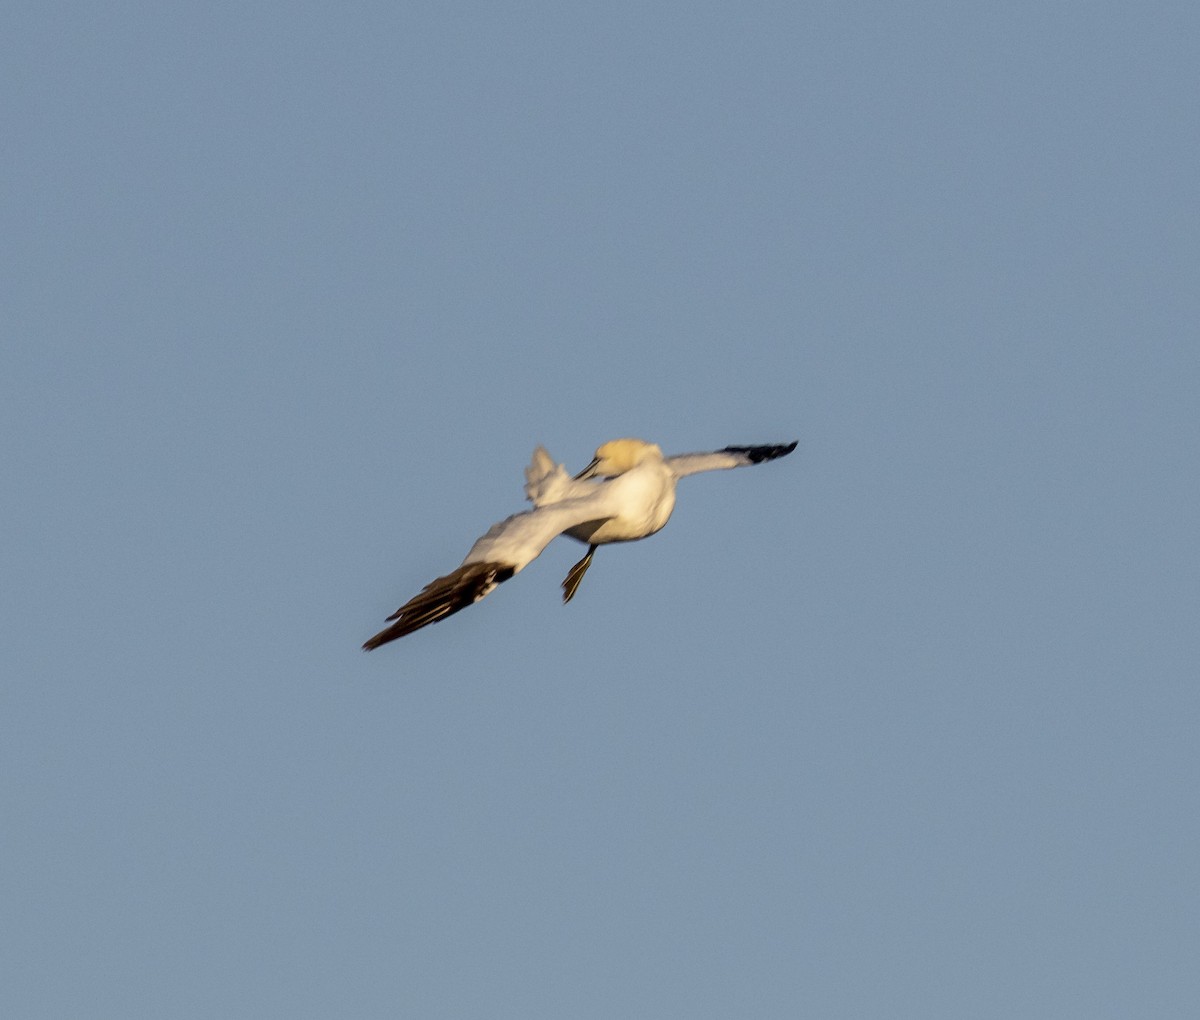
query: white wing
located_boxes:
[363,493,616,650]
[666,441,797,478]
[462,496,615,569]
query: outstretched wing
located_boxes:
[362,496,616,650]
[361,562,516,650]
[665,441,797,478]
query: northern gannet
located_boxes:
[362,438,797,650]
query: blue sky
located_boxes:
[3,2,1198,1016]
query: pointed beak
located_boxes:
[574,457,600,480]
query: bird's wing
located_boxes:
[665,441,797,478]
[362,495,616,650]
[461,496,614,568]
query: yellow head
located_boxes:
[574,438,663,479]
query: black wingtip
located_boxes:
[362,562,515,651]
[721,441,798,464]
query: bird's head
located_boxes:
[574,438,663,479]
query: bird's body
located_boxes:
[363,437,796,650]
[565,454,677,545]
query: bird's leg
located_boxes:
[562,545,596,604]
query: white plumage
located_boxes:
[363,437,796,650]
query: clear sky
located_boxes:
[3,2,1198,1017]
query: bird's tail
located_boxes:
[524,445,574,506]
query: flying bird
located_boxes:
[362,438,797,650]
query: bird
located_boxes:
[362,437,797,650]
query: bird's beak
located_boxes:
[574,457,600,480]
